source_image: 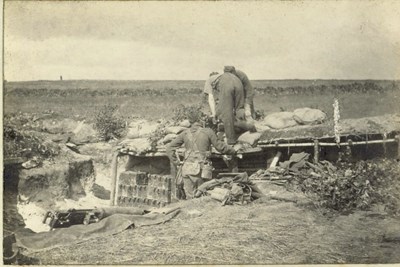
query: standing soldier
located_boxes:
[203,71,246,145]
[223,66,255,120]
[166,112,239,199]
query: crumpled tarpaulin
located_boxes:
[15,208,180,252]
[195,173,265,205]
[279,152,310,172]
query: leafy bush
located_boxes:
[93,104,126,141]
[148,122,168,150]
[172,104,205,123]
[3,125,59,160]
[289,159,400,215]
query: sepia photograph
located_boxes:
[2,0,400,265]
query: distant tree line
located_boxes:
[255,82,399,96]
[4,81,399,97]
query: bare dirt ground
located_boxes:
[22,196,400,265]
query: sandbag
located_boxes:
[70,122,100,144]
[161,133,177,144]
[209,188,230,202]
[41,118,80,134]
[179,120,191,128]
[119,138,152,154]
[238,131,261,146]
[165,126,186,135]
[127,120,159,139]
[262,112,297,129]
[293,108,326,125]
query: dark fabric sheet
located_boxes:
[15,209,180,252]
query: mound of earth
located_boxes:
[259,113,400,141]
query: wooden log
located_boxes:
[109,151,120,206]
[217,172,244,177]
[346,139,353,159]
[319,139,396,147]
[269,151,282,169]
[314,139,320,163]
[383,133,388,156]
[306,162,326,175]
[258,139,397,148]
[259,142,314,148]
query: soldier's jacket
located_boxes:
[234,69,254,106]
[166,122,236,166]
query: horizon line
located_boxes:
[5,78,400,83]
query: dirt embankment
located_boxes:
[3,113,118,233]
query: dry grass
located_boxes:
[24,197,400,265]
[5,89,400,122]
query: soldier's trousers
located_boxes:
[216,74,245,144]
[183,175,205,199]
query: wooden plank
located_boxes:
[396,135,400,160]
[109,151,119,206]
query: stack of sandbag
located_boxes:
[258,108,327,130]
[120,119,161,154]
[126,119,161,139]
[122,119,191,153]
[157,120,191,145]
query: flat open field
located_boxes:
[4,79,400,121]
[4,79,400,265]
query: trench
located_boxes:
[3,161,25,233]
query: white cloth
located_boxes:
[203,73,222,95]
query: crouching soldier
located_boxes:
[166,112,239,199]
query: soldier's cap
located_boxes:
[209,71,219,77]
[224,66,236,73]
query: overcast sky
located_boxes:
[4,1,400,81]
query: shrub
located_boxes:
[148,122,168,150]
[93,104,126,141]
[289,159,400,215]
[3,125,59,160]
[172,104,205,123]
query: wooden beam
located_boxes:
[118,138,398,157]
[383,133,388,156]
[269,151,282,169]
[314,139,319,163]
[109,151,120,206]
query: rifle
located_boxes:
[42,209,103,230]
